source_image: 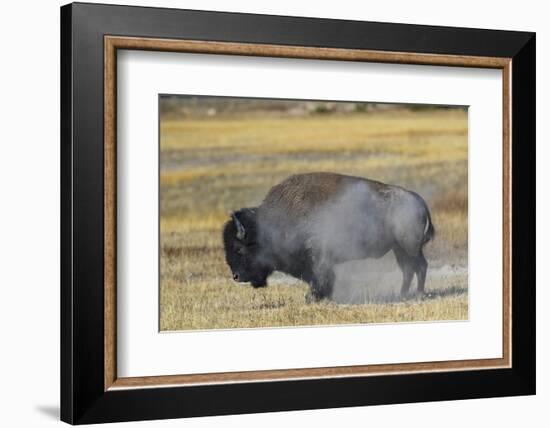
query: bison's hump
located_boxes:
[261,173,343,216]
[260,172,389,220]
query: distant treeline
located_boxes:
[160,95,466,119]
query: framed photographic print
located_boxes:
[60,2,535,424]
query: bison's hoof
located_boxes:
[418,291,432,300]
[305,292,316,304]
[305,291,323,304]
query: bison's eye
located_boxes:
[236,246,247,255]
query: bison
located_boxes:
[223,172,434,302]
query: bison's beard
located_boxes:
[251,278,268,288]
[250,267,272,288]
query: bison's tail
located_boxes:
[423,211,435,244]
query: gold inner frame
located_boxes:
[104,35,512,391]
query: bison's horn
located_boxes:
[232,213,246,240]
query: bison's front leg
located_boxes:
[306,263,335,303]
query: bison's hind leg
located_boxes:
[415,249,428,294]
[394,246,429,297]
[394,246,415,297]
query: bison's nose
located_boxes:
[233,273,240,281]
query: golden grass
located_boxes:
[160,110,467,152]
[161,212,228,233]
[160,280,468,331]
[160,108,468,331]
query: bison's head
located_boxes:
[222,208,272,288]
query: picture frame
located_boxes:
[60,2,535,424]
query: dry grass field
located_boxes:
[160,100,468,331]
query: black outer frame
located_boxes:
[60,2,535,424]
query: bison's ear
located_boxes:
[231,212,246,240]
